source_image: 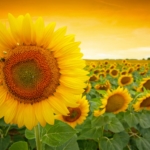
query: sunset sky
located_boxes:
[0,0,150,59]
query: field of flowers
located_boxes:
[0,59,150,150]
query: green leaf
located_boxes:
[123,112,139,127]
[9,141,28,150]
[78,140,98,150]
[0,118,9,126]
[45,135,79,150]
[138,111,150,128]
[92,115,109,128]
[100,137,122,150]
[105,117,124,133]
[78,127,103,140]
[89,97,101,112]
[25,129,35,139]
[0,135,11,150]
[134,137,150,150]
[113,132,130,148]
[42,120,76,147]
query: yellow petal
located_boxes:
[48,96,69,115]
[4,99,18,124]
[22,13,33,45]
[41,22,56,48]
[33,102,46,127]
[42,100,54,125]
[24,104,37,130]
[49,26,67,48]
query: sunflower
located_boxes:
[121,71,127,75]
[109,69,119,78]
[0,14,88,130]
[94,80,111,91]
[94,87,132,115]
[118,74,133,86]
[128,67,134,74]
[55,95,89,128]
[137,77,150,91]
[84,82,91,94]
[93,68,101,74]
[133,93,150,111]
[89,74,99,82]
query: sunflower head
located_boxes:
[89,74,99,82]
[109,69,119,78]
[121,71,127,75]
[55,95,89,128]
[128,67,134,74]
[133,93,150,111]
[0,14,88,129]
[84,82,92,93]
[137,77,150,92]
[94,80,111,91]
[95,87,132,115]
[118,74,133,86]
[93,68,101,74]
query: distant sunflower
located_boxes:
[89,74,99,82]
[94,80,111,91]
[98,72,106,78]
[109,69,119,78]
[0,14,88,129]
[118,74,133,86]
[137,77,150,91]
[133,93,150,111]
[128,67,134,74]
[93,69,101,74]
[94,87,132,115]
[121,71,127,75]
[55,95,89,128]
[84,83,91,94]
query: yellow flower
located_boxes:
[95,87,132,115]
[94,80,111,91]
[133,93,150,111]
[109,69,119,78]
[118,74,133,86]
[55,95,89,128]
[84,83,92,94]
[137,77,150,92]
[0,14,88,130]
[89,74,99,82]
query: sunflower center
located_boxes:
[3,46,60,104]
[106,94,125,112]
[143,80,150,90]
[121,77,131,85]
[13,61,41,89]
[140,97,150,107]
[63,108,81,122]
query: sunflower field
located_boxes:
[1,14,150,150]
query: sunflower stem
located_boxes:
[4,124,11,136]
[34,124,42,150]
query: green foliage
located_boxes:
[8,141,28,150]
[41,120,76,147]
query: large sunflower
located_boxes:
[0,14,88,130]
[133,93,150,111]
[94,87,132,115]
[55,95,89,128]
[118,74,133,86]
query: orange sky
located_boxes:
[0,0,150,59]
